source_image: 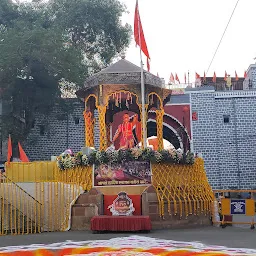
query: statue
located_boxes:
[112,113,141,149]
[226,75,232,90]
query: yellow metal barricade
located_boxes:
[212,190,256,229]
[0,162,87,235]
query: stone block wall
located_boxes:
[215,96,256,189]
[71,188,103,231]
[247,64,256,89]
[191,90,256,190]
[24,100,85,161]
[190,90,220,188]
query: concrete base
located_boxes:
[71,186,212,231]
[71,188,103,231]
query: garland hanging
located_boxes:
[56,147,195,171]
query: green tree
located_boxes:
[0,0,131,144]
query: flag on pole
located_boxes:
[195,73,200,79]
[195,73,201,87]
[212,72,217,83]
[7,135,12,165]
[235,71,239,81]
[175,73,180,84]
[244,71,247,78]
[18,142,29,163]
[134,0,150,71]
[224,71,227,81]
[169,73,175,84]
[184,73,187,84]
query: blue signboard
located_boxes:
[230,199,246,215]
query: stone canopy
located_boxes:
[76,57,163,98]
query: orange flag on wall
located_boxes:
[212,72,217,83]
[7,135,12,165]
[169,73,175,84]
[235,71,239,81]
[195,73,200,79]
[18,142,29,162]
[244,71,247,78]
[175,73,180,84]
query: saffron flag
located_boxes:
[7,135,12,164]
[184,73,187,84]
[244,71,247,78]
[195,73,200,79]
[18,142,29,162]
[235,71,239,81]
[175,73,180,84]
[134,0,150,71]
[212,72,217,83]
[224,71,227,81]
[169,73,175,84]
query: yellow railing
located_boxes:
[2,158,213,235]
[1,162,83,235]
[55,166,93,192]
[5,161,56,182]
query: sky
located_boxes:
[120,0,256,83]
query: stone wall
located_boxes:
[24,100,85,161]
[245,64,256,89]
[191,90,256,190]
[190,89,220,188]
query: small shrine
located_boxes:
[54,57,213,232]
[76,55,172,151]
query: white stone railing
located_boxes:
[215,90,256,98]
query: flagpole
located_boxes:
[137,0,147,148]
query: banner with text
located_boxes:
[93,161,151,187]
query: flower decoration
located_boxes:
[56,148,195,171]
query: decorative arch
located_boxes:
[148,92,163,110]
[147,111,191,151]
[147,119,183,150]
[84,94,98,110]
[163,112,191,143]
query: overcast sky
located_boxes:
[121,0,256,83]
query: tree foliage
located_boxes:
[0,0,131,143]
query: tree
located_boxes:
[0,0,131,144]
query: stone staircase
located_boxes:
[71,188,103,230]
[0,175,42,235]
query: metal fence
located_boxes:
[212,190,256,229]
